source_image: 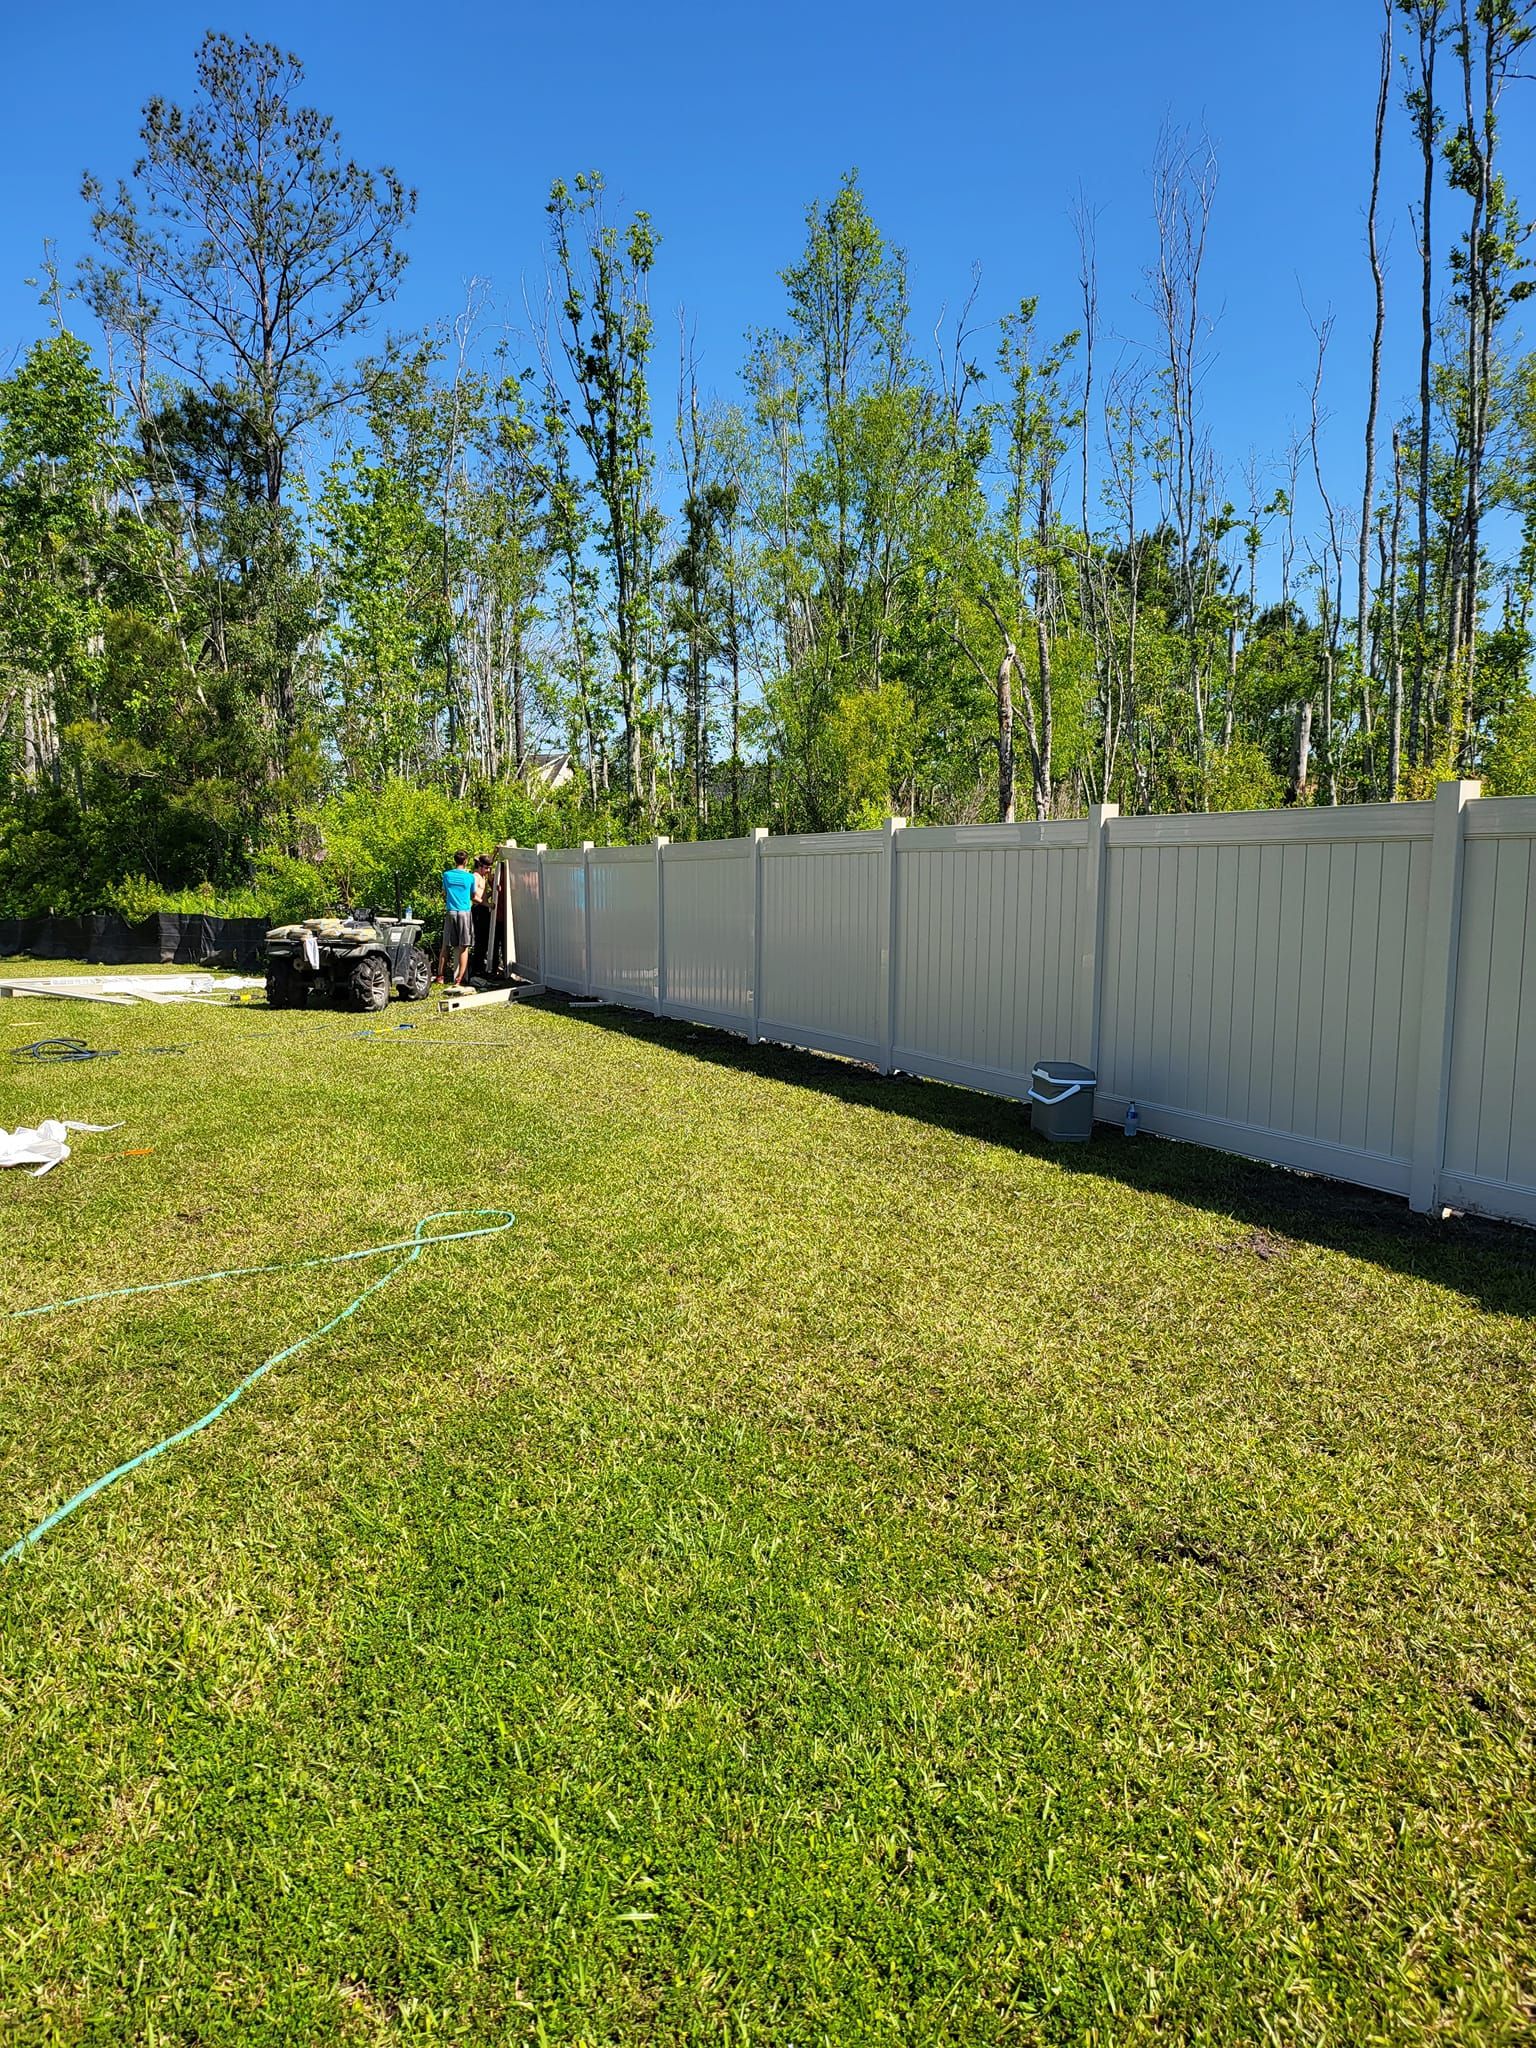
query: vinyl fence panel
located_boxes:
[526,785,1532,1229]
[1440,797,1536,1226]
[499,847,543,980]
[757,831,886,1065]
[589,846,660,1008]
[890,823,1089,1100]
[1094,806,1435,1196]
[659,838,757,1030]
[542,848,590,993]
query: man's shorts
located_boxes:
[444,909,474,950]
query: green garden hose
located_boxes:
[2,1208,516,1565]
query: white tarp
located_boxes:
[0,1120,122,1176]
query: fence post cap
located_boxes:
[751,826,769,841]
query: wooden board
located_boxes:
[437,983,545,1013]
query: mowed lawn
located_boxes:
[1,978,1534,2047]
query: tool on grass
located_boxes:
[2,1208,517,1564]
[67,1146,159,1170]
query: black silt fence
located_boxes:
[0,912,269,968]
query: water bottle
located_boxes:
[1124,1101,1139,1139]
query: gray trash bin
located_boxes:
[1028,1059,1097,1142]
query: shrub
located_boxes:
[102,876,270,920]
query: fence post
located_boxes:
[1076,804,1118,1073]
[653,836,669,1017]
[748,827,768,1044]
[1409,778,1480,1215]
[534,845,547,984]
[580,840,595,998]
[878,816,907,1074]
[501,842,516,974]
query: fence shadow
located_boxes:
[542,997,1535,1321]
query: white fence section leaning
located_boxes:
[496,782,1536,1228]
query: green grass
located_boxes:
[1,974,1534,2046]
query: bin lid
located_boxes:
[1031,1059,1096,1083]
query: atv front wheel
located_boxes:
[397,948,432,1001]
[348,953,391,1012]
[265,959,305,1009]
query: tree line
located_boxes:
[1,14,1533,919]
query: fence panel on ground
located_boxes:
[514,786,1531,1227]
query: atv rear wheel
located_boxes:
[348,953,391,1012]
[265,959,305,1009]
[397,948,432,1001]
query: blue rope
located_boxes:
[2,1208,516,1565]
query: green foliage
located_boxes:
[101,876,270,919]
[1484,687,1536,794]
[316,448,452,785]
[0,786,88,914]
[548,171,661,819]
[824,682,917,826]
[245,777,583,929]
[297,780,491,917]
[0,332,121,751]
[1204,735,1288,811]
[3,47,1535,920]
[82,31,414,508]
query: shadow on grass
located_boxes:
[542,995,1535,1320]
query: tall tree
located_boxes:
[546,172,661,823]
[82,33,413,744]
[1361,0,1394,788]
[1446,0,1535,758]
[1148,127,1220,793]
[1402,0,1446,765]
[951,304,1080,822]
[82,33,414,513]
[0,333,121,784]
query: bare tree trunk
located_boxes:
[1306,314,1344,802]
[1359,0,1392,787]
[1386,429,1405,798]
[730,641,742,836]
[1295,698,1314,800]
[1407,2,1439,766]
[997,646,1017,824]
[1149,127,1219,798]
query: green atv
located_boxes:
[264,912,434,1012]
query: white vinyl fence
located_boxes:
[496,781,1536,1227]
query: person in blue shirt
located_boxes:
[438,850,476,987]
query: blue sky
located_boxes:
[3,0,1533,532]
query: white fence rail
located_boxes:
[496,781,1535,1226]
